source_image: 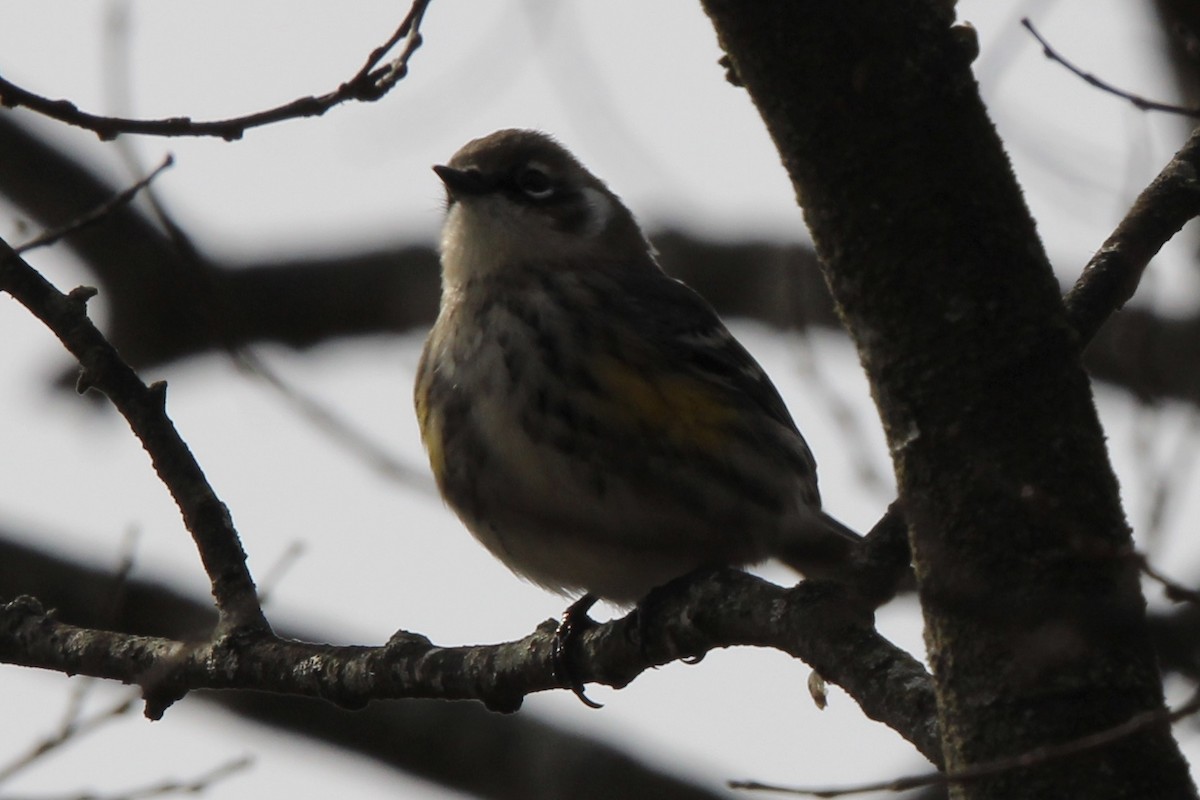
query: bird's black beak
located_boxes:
[433,165,491,199]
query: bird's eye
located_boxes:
[515,167,555,199]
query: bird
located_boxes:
[415,129,860,611]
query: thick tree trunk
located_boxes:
[700,2,1196,797]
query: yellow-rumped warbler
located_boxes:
[415,129,859,607]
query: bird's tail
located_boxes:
[775,510,863,582]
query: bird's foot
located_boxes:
[552,594,603,709]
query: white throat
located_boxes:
[438,190,620,290]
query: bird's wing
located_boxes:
[605,269,802,436]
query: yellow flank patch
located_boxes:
[415,391,446,483]
[592,356,735,448]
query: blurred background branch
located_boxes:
[3,113,1198,407]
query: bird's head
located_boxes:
[433,129,651,287]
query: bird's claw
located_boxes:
[552,594,603,708]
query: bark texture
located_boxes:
[700,2,1195,797]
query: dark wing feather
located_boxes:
[608,269,801,435]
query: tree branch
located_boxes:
[699,1,1193,795]
[0,237,266,638]
[0,0,431,140]
[0,564,939,761]
[1065,124,1200,343]
[12,8,1198,784]
[0,216,940,758]
[0,534,732,800]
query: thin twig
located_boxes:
[1141,410,1200,552]
[3,755,253,800]
[55,680,95,744]
[255,541,306,608]
[0,693,138,785]
[1022,18,1200,118]
[0,0,432,140]
[1064,123,1200,343]
[1139,556,1200,606]
[730,688,1200,797]
[1035,14,1200,343]
[94,38,440,569]
[93,16,440,502]
[14,156,173,254]
[99,528,142,626]
[788,326,889,495]
[109,755,252,800]
[40,535,144,756]
[233,350,438,496]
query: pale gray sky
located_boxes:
[1,2,1198,798]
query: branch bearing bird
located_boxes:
[415,129,859,607]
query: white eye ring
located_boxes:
[515,167,555,199]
